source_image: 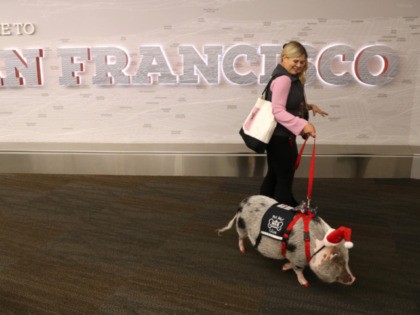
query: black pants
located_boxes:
[260,135,299,207]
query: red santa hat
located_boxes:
[324,226,354,248]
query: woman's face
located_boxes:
[282,55,307,75]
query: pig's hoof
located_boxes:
[282,262,292,271]
[239,240,245,254]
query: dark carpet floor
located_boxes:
[0,174,418,314]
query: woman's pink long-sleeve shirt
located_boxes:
[270,76,307,136]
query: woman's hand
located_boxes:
[303,122,316,138]
[308,104,328,117]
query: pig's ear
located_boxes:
[324,227,354,248]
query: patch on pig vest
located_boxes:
[260,203,296,241]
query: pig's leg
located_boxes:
[293,267,310,287]
[238,239,245,254]
[236,217,247,254]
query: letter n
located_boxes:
[0,49,44,87]
[178,45,222,84]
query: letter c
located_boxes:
[222,44,258,85]
[318,44,355,86]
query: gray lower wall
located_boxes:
[0,143,419,179]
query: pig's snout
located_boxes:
[337,271,356,285]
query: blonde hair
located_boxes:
[281,41,308,84]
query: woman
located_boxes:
[260,41,328,206]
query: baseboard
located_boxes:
[0,143,417,178]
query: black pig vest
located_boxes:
[259,203,296,241]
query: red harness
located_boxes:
[281,211,315,262]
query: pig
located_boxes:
[217,195,356,287]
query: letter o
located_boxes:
[23,23,36,35]
[354,45,398,86]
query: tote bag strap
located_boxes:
[261,81,270,98]
[261,73,284,100]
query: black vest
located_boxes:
[264,65,308,137]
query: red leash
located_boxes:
[281,137,317,261]
[294,137,316,207]
[307,138,316,207]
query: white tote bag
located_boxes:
[239,96,276,153]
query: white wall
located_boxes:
[1,0,419,148]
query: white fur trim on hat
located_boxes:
[324,226,354,248]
